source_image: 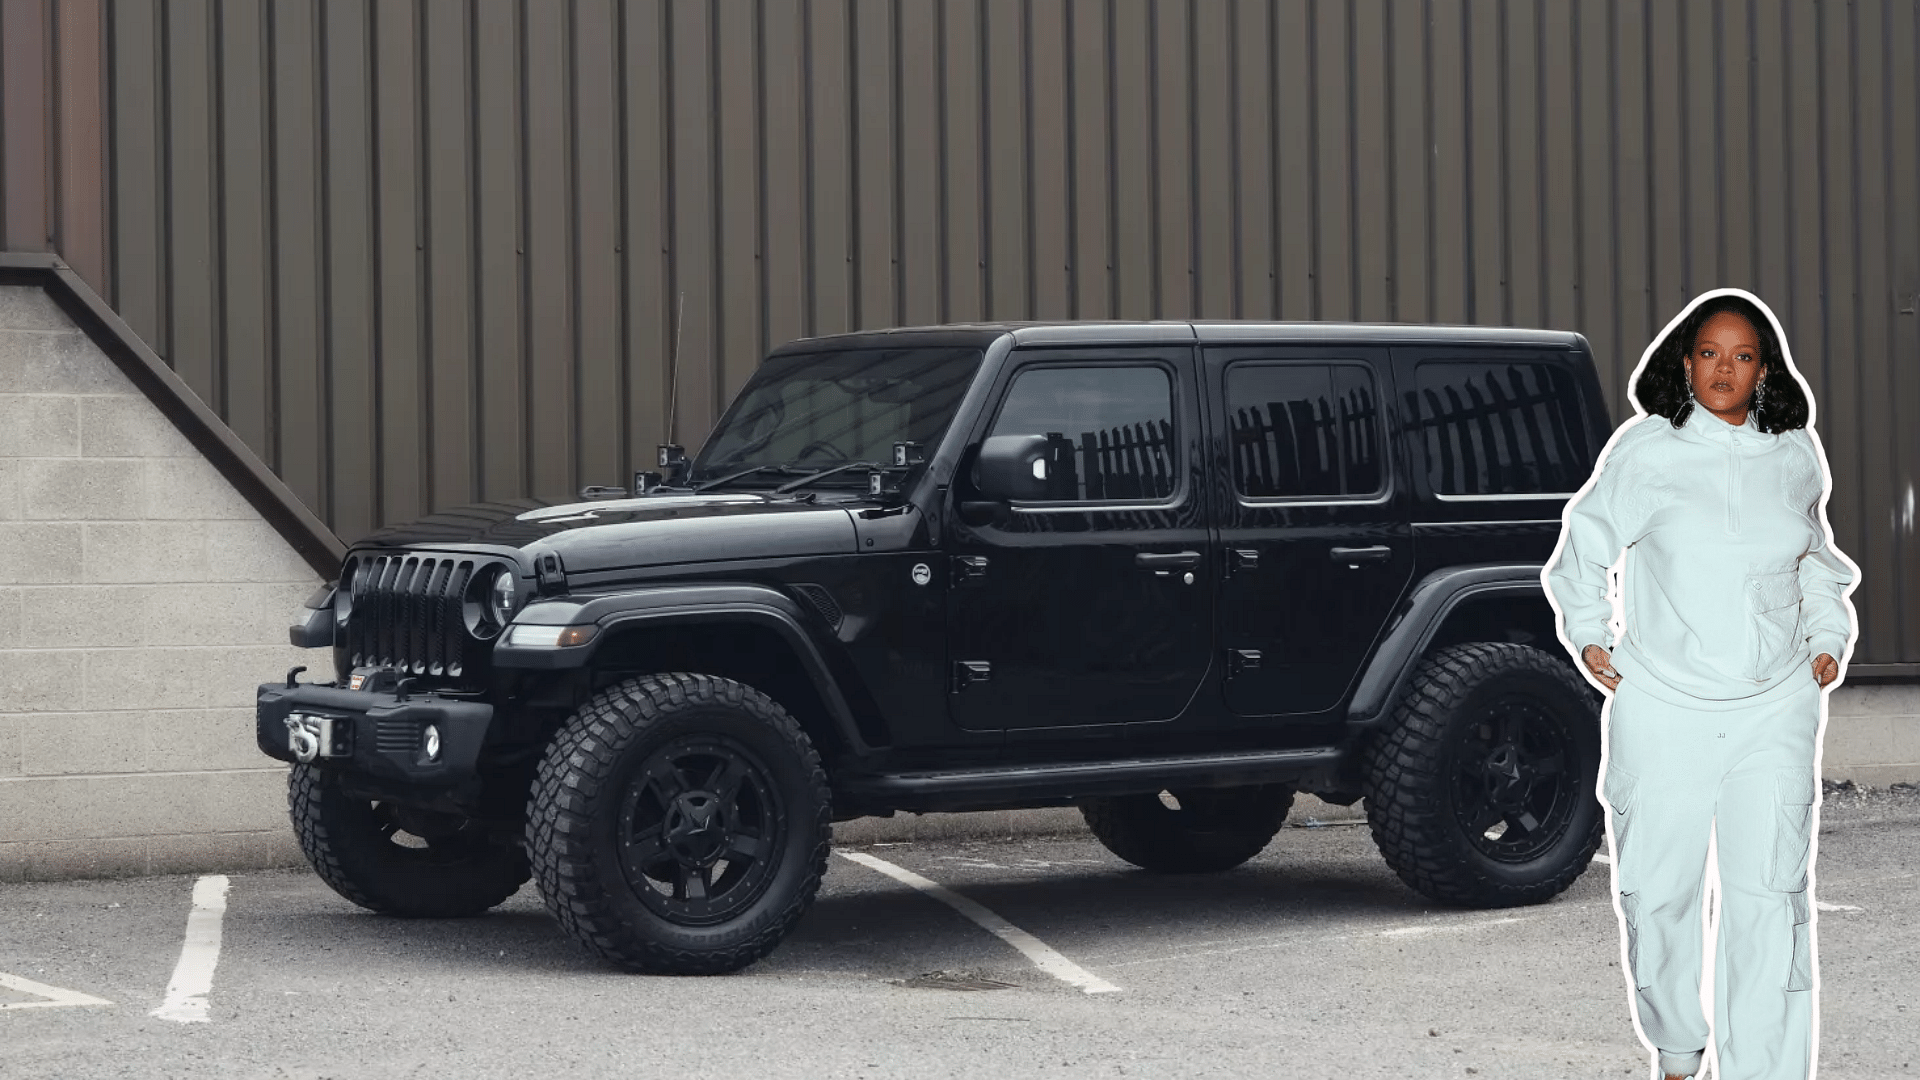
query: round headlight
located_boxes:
[423,724,442,762]
[489,567,520,626]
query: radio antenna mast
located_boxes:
[665,291,685,445]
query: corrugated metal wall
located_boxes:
[0,0,109,285]
[5,0,1917,666]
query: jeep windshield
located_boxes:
[690,346,985,490]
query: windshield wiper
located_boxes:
[772,461,889,494]
[690,462,810,492]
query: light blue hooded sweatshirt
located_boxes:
[1546,405,1855,706]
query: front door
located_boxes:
[1206,346,1414,718]
[945,348,1212,732]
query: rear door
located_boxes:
[1206,345,1414,719]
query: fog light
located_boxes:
[424,725,442,762]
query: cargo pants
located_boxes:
[1601,666,1823,1080]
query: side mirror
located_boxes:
[974,434,1055,502]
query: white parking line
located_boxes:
[0,972,113,1011]
[1379,915,1527,938]
[836,850,1122,994]
[150,875,230,1024]
[1098,911,1550,970]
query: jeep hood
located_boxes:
[353,494,860,574]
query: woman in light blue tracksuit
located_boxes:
[1545,291,1857,1080]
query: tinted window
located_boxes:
[1225,362,1383,498]
[987,365,1177,502]
[1408,360,1592,495]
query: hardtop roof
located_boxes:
[767,320,1587,354]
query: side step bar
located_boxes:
[839,747,1344,814]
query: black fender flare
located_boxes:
[493,583,868,754]
[1345,563,1556,730]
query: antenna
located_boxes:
[665,291,685,445]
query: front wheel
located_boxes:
[525,673,831,975]
[1080,785,1295,873]
[1362,642,1604,908]
[288,765,530,917]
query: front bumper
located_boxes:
[255,682,494,789]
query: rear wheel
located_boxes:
[526,673,831,975]
[1080,785,1295,873]
[288,765,530,917]
[1362,642,1604,908]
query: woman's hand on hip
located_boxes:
[1582,645,1622,690]
[1813,652,1840,687]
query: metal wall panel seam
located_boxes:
[1851,0,1894,657]
[1347,0,1363,322]
[892,0,906,328]
[53,0,111,292]
[1820,0,1864,638]
[2,0,52,251]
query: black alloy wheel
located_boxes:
[617,734,785,926]
[1363,642,1604,908]
[527,673,831,975]
[1450,695,1577,863]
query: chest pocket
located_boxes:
[1746,567,1803,679]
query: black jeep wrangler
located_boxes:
[259,321,1612,975]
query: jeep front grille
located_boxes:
[345,554,475,679]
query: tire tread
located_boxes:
[1362,642,1604,908]
[526,672,832,975]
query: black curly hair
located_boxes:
[1631,294,1809,433]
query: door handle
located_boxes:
[951,555,990,585]
[951,661,992,693]
[1136,551,1202,571]
[1329,545,1393,566]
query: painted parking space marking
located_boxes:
[150,875,230,1024]
[1379,915,1526,938]
[836,850,1122,994]
[1097,910,1560,970]
[0,973,113,1011]
[1815,900,1864,912]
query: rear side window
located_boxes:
[1408,359,1592,496]
[1224,362,1384,498]
[987,365,1177,502]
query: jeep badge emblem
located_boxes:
[911,563,932,586]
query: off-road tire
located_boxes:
[1363,642,1604,908]
[526,673,832,975]
[1080,785,1295,873]
[288,764,530,917]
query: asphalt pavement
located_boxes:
[3,789,1915,1080]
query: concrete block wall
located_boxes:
[0,286,319,881]
[1821,683,1920,787]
